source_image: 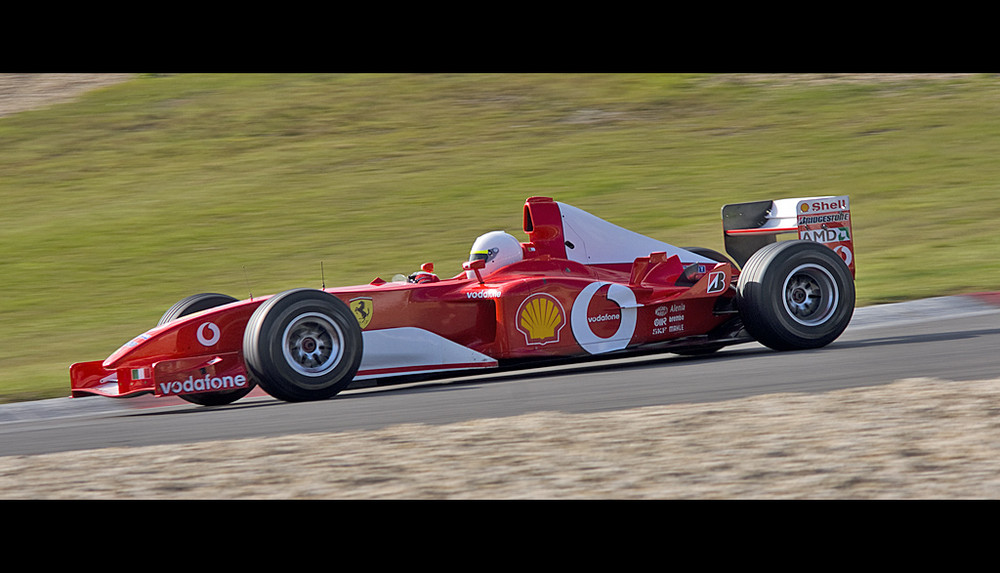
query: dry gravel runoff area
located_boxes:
[3,74,1000,500]
[3,377,1000,499]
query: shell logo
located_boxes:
[516,294,565,346]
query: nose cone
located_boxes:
[102,322,172,369]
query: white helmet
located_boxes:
[467,231,523,279]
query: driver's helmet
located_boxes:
[467,231,523,279]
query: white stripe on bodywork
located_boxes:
[354,327,498,380]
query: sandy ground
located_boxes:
[3,73,998,499]
[2,377,1000,499]
[0,73,133,118]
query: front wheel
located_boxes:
[243,289,363,402]
[736,240,854,351]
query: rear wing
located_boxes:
[722,195,855,276]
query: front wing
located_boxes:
[70,327,498,399]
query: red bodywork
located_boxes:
[70,197,742,401]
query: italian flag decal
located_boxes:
[131,368,150,381]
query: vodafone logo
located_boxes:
[834,245,853,266]
[159,374,248,396]
[571,282,637,355]
[588,313,621,322]
[197,322,221,346]
[584,285,622,339]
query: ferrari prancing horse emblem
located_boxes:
[349,297,374,329]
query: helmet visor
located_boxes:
[469,249,492,263]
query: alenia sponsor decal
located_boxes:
[517,293,565,345]
[159,374,249,396]
[652,303,688,335]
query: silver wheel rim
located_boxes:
[782,263,838,326]
[281,312,344,377]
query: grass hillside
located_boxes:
[2,73,999,402]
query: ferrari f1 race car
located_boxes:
[70,195,856,406]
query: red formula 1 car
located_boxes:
[70,195,856,406]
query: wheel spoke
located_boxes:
[281,313,344,377]
[782,263,839,327]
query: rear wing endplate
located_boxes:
[722,195,855,276]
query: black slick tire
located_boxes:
[158,293,239,326]
[736,240,854,351]
[243,288,363,402]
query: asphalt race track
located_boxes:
[1,295,998,458]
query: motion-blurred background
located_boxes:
[2,73,997,401]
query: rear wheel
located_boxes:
[243,289,363,402]
[736,240,854,351]
[158,293,257,406]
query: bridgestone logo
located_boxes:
[159,374,248,396]
[588,313,620,323]
[799,213,850,225]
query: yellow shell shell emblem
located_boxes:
[516,294,565,345]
